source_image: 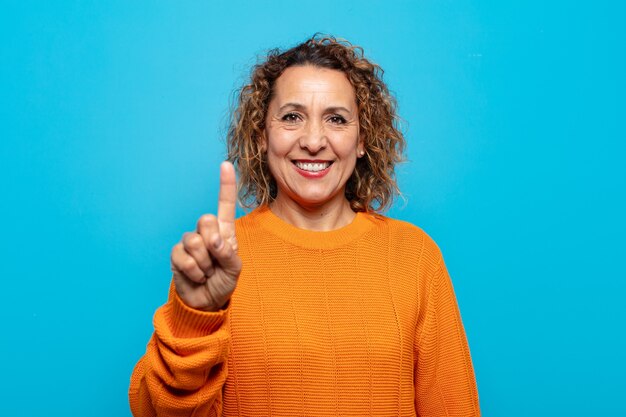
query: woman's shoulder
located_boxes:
[363,212,444,261]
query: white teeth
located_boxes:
[295,161,330,172]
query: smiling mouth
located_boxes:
[293,160,333,172]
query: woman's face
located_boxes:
[263,65,364,210]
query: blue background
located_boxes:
[2,1,625,415]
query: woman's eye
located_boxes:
[282,113,301,123]
[328,115,347,124]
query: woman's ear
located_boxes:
[357,135,365,158]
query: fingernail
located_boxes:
[213,236,223,249]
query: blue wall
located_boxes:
[2,1,624,415]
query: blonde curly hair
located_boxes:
[227,34,405,212]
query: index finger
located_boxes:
[217,161,237,225]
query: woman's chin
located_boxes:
[277,189,346,211]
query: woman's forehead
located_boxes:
[271,66,356,107]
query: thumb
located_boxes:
[208,231,241,273]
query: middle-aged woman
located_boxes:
[130,35,480,416]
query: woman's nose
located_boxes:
[299,120,327,153]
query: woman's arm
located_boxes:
[129,162,240,416]
[414,258,481,416]
[129,284,230,417]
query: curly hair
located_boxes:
[227,34,405,212]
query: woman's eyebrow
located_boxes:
[325,106,352,115]
[277,103,353,114]
[277,102,306,112]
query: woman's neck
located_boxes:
[269,194,356,231]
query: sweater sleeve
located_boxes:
[129,283,230,417]
[414,258,480,417]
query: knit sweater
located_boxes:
[129,206,480,416]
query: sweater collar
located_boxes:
[249,205,376,249]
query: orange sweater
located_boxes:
[130,206,480,416]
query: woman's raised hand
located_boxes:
[170,162,242,311]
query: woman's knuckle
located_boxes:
[186,234,204,249]
[198,214,216,228]
[171,243,183,259]
[181,258,197,274]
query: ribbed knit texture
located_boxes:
[130,206,480,416]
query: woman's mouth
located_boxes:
[294,161,332,172]
[292,160,333,178]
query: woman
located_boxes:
[130,35,480,416]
